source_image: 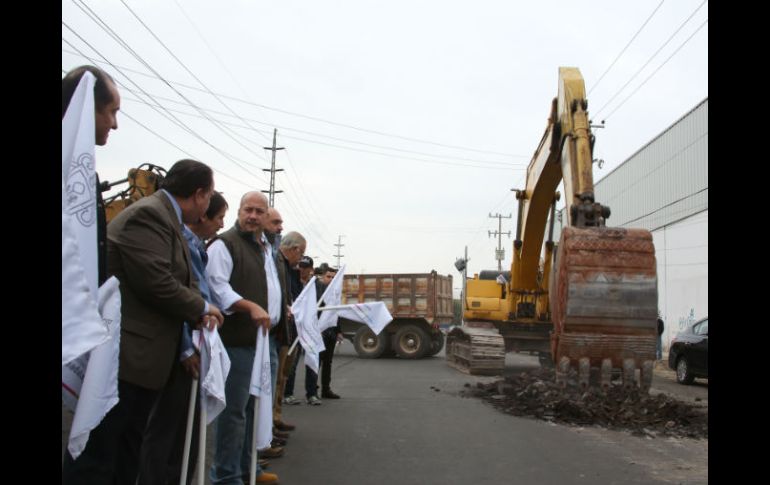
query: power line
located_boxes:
[63,49,523,168]
[592,0,708,120]
[109,85,522,167]
[602,18,708,121]
[283,149,335,241]
[114,0,270,165]
[171,0,274,145]
[62,14,270,185]
[118,109,255,190]
[115,92,523,171]
[588,0,666,95]
[60,48,523,158]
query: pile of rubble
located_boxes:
[462,368,707,439]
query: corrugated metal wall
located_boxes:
[553,98,708,238]
[596,98,708,231]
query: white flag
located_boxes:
[62,71,108,365]
[318,265,345,331]
[248,331,273,451]
[193,326,231,425]
[290,277,324,374]
[63,276,122,459]
[322,302,393,336]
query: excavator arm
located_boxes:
[448,68,658,391]
[102,163,166,223]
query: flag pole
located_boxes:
[249,397,259,485]
[180,378,198,485]
[316,304,351,311]
[197,396,207,485]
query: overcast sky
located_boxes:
[62,0,708,295]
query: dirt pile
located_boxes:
[462,368,707,439]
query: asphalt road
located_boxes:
[62,342,707,484]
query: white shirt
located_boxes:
[205,233,282,327]
[262,233,282,327]
[206,239,242,316]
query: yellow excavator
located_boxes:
[446,67,658,391]
[101,163,166,223]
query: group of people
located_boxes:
[62,65,343,485]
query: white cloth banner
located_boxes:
[317,265,345,331]
[62,71,108,365]
[322,302,393,336]
[63,276,122,459]
[193,326,231,425]
[248,331,273,451]
[290,277,324,374]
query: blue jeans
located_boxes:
[210,346,260,484]
[656,334,663,360]
[269,334,279,397]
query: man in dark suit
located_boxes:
[62,159,224,485]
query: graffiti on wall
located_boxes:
[678,308,696,331]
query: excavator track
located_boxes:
[550,226,658,391]
[446,325,505,375]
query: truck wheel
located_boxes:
[428,332,445,356]
[353,327,387,358]
[394,324,429,359]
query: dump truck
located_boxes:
[338,271,454,359]
[446,67,658,391]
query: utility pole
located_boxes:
[488,213,512,271]
[262,128,284,207]
[333,235,345,269]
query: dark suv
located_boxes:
[668,317,708,384]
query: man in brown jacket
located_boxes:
[62,159,224,485]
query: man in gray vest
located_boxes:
[206,191,287,485]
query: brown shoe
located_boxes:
[274,420,296,431]
[241,460,271,480]
[255,471,279,484]
[273,428,290,439]
[259,446,284,459]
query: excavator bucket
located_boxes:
[549,226,658,391]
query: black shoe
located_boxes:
[272,437,287,447]
[321,389,340,399]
